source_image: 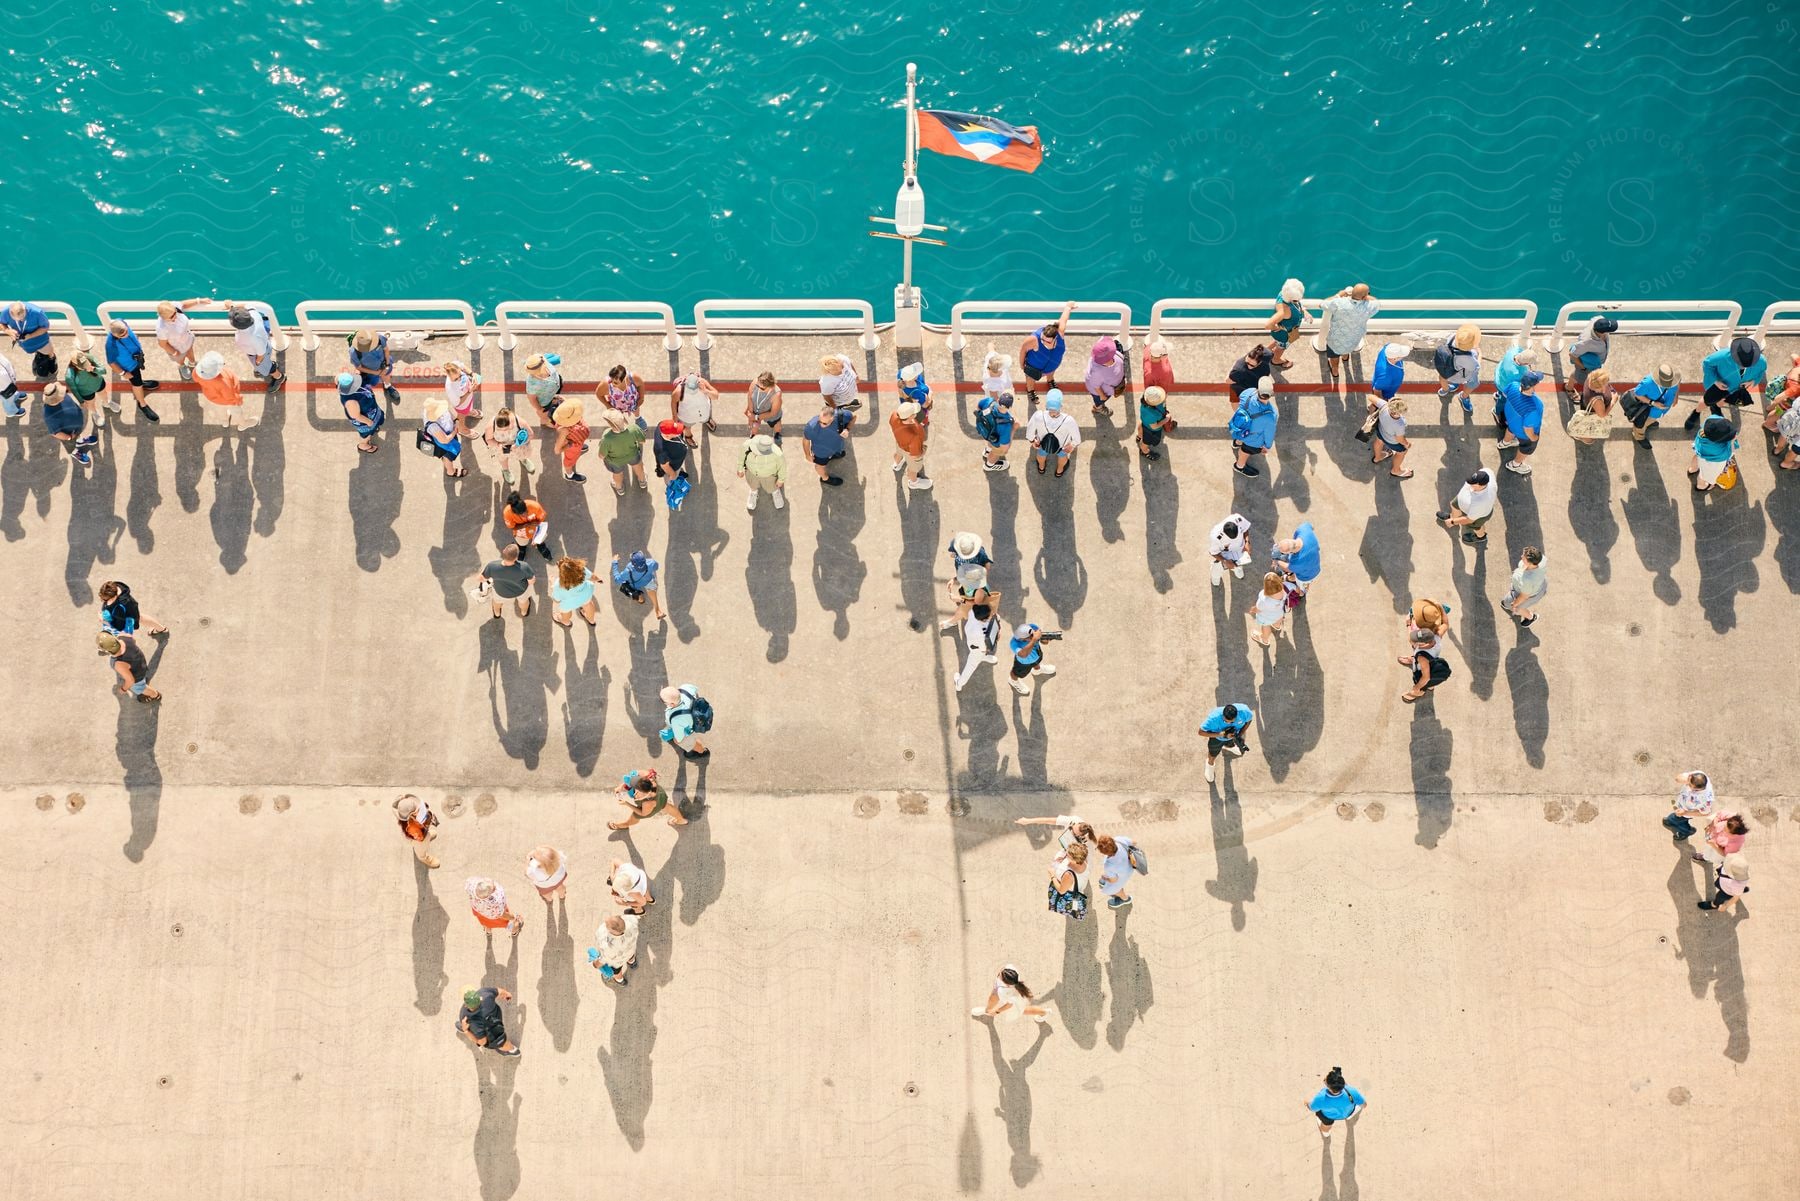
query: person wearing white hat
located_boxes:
[193,349,244,424]
[673,370,720,434]
[897,360,933,422]
[392,794,440,868]
[154,297,210,380]
[890,399,932,490]
[1143,335,1174,394]
[738,431,788,511]
[1265,278,1310,368]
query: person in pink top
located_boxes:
[1694,812,1747,869]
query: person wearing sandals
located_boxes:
[421,399,465,477]
[1572,368,1613,445]
[99,581,169,638]
[338,372,383,454]
[588,913,640,985]
[98,632,160,703]
[525,845,569,903]
[1320,284,1379,397]
[1622,363,1681,446]
[1047,840,1090,921]
[746,370,784,440]
[456,987,520,1056]
[521,352,563,427]
[607,857,653,915]
[1400,619,1451,703]
[1084,336,1127,417]
[1248,572,1288,647]
[550,556,600,628]
[1136,385,1172,462]
[465,876,523,938]
[1265,278,1309,368]
[1500,546,1547,627]
[1306,1067,1367,1140]
[482,408,536,488]
[443,360,482,434]
[1435,323,1481,412]
[594,407,648,495]
[1142,336,1174,393]
[1017,301,1074,403]
[673,371,721,435]
[612,551,666,621]
[1367,395,1413,479]
[970,966,1049,1023]
[1690,413,1738,492]
[1024,389,1080,477]
[553,397,590,483]
[601,363,649,428]
[1436,468,1495,547]
[607,767,687,830]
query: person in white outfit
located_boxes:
[819,353,861,410]
[1210,514,1251,585]
[588,912,641,984]
[673,371,720,434]
[982,350,1014,401]
[970,965,1048,1023]
[1023,389,1082,476]
[952,596,1003,692]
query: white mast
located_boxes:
[871,61,945,349]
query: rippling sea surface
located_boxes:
[7,0,1797,320]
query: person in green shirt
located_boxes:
[64,350,111,429]
[738,432,788,511]
[596,407,649,496]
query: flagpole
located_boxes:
[895,62,922,348]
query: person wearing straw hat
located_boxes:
[1622,363,1681,445]
[738,431,788,511]
[421,397,466,477]
[552,396,590,483]
[98,631,160,702]
[349,328,399,404]
[193,350,243,415]
[595,406,647,495]
[392,795,441,868]
[890,399,932,490]
[1137,384,1172,462]
[1264,278,1309,369]
[1435,324,1482,413]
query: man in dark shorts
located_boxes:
[1017,301,1074,401]
[1401,628,1452,703]
[103,319,162,422]
[1198,703,1253,783]
[1008,622,1058,697]
[455,986,519,1055]
[653,418,690,481]
[1228,344,1272,401]
[802,402,855,487]
[479,544,535,620]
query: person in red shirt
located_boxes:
[502,491,553,560]
[1143,336,1175,393]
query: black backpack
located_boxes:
[1432,341,1456,375]
[677,687,714,734]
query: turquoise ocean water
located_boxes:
[7,0,1798,322]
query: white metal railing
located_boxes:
[1301,299,1537,355]
[1149,297,1320,342]
[493,301,681,352]
[1541,300,1743,353]
[942,301,1133,354]
[1751,302,1800,347]
[13,301,95,351]
[691,299,879,352]
[294,299,482,352]
[96,299,289,352]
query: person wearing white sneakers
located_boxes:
[1496,367,1545,475]
[1210,513,1251,585]
[1008,622,1057,696]
[1306,1067,1367,1140]
[890,400,933,490]
[951,586,1003,692]
[1198,703,1254,783]
[738,432,788,511]
[971,966,1049,1024]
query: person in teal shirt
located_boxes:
[1690,414,1738,491]
[1622,364,1681,444]
[1694,337,1768,429]
[1199,703,1254,782]
[1305,1067,1367,1139]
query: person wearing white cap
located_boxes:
[889,399,932,490]
[193,350,244,425]
[154,297,210,380]
[738,431,788,511]
[1209,513,1251,586]
[1023,389,1081,477]
[1265,278,1310,368]
[1007,621,1057,696]
[1371,341,1409,402]
[897,360,933,422]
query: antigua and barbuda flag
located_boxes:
[916,110,1043,173]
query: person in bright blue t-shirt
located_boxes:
[1498,370,1546,476]
[1229,384,1277,477]
[1007,621,1056,697]
[1621,363,1681,445]
[1370,341,1407,401]
[1492,344,1537,399]
[896,362,932,423]
[1198,703,1255,783]
[1271,522,1321,596]
[1305,1067,1367,1139]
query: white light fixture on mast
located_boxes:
[870,62,946,349]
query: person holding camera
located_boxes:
[1008,622,1059,697]
[1198,702,1255,783]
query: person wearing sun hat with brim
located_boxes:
[1621,362,1682,445]
[738,431,788,511]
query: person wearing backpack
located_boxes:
[976,391,1015,471]
[659,684,712,758]
[951,581,1003,692]
[1229,383,1276,477]
[1024,389,1081,477]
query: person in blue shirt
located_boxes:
[1498,369,1546,476]
[1198,703,1255,782]
[1564,315,1617,400]
[896,362,932,423]
[1492,344,1537,402]
[1621,363,1681,445]
[1690,413,1739,492]
[1305,1067,1367,1140]
[338,372,383,454]
[1136,384,1172,462]
[802,401,855,487]
[349,329,400,404]
[611,551,666,621]
[1694,337,1768,430]
[1016,301,1073,403]
[39,382,97,466]
[977,391,1014,471]
[1370,341,1408,401]
[103,319,162,422]
[1229,383,1277,477]
[1271,522,1321,598]
[2,301,56,378]
[1008,622,1057,697]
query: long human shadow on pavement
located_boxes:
[1445,534,1499,703]
[0,420,65,541]
[429,473,487,617]
[471,935,522,1201]
[1408,704,1454,849]
[1258,601,1324,784]
[64,431,124,605]
[1690,489,1764,633]
[348,426,404,572]
[118,649,164,863]
[622,625,671,759]
[1267,390,1314,516]
[475,615,554,770]
[1104,908,1154,1051]
[663,438,729,645]
[1138,445,1181,593]
[209,432,253,572]
[1504,626,1549,768]
[983,468,1024,617]
[1088,409,1130,546]
[411,857,450,1016]
[1356,470,1413,616]
[1566,440,1618,584]
[126,422,161,553]
[1205,775,1258,930]
[1764,464,1800,593]
[249,381,287,540]
[1667,849,1749,1063]
[985,1017,1051,1188]
[559,626,608,778]
[812,459,867,639]
[1496,463,1543,568]
[1026,463,1087,629]
[1319,1117,1361,1201]
[668,755,726,927]
[1057,891,1102,1050]
[1620,448,1682,604]
[896,464,941,630]
[597,843,674,1151]
[746,497,796,662]
[537,895,580,1053]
